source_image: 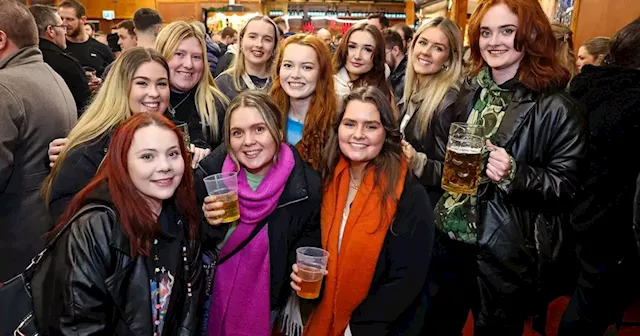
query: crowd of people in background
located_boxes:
[1,0,640,335]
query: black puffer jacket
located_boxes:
[194,144,322,310]
[453,77,587,321]
[33,187,203,336]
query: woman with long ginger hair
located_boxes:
[425,0,586,334]
[270,34,338,170]
[33,113,202,335]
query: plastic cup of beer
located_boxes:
[203,172,240,223]
[441,122,484,195]
[295,247,329,299]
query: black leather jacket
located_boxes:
[453,77,587,318]
[389,56,407,104]
[33,190,202,336]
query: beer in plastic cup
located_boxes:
[295,247,329,299]
[203,172,240,223]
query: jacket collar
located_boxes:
[390,56,407,80]
[38,38,64,53]
[458,75,536,148]
[82,132,113,167]
[0,45,43,70]
[197,143,310,207]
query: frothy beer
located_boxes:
[442,145,482,194]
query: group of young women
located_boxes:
[30,0,637,335]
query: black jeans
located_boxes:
[419,231,527,336]
[559,226,640,336]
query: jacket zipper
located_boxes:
[277,196,308,209]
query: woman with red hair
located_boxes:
[270,34,338,171]
[33,113,202,335]
[425,0,587,334]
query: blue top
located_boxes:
[286,117,304,145]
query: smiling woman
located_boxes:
[43,47,174,221]
[270,34,338,171]
[426,0,587,334]
[156,21,229,156]
[333,23,393,103]
[35,113,202,335]
[215,15,280,101]
[194,91,322,335]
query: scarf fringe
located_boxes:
[278,290,304,336]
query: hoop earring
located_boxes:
[442,64,449,71]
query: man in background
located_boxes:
[58,0,113,77]
[367,13,389,31]
[316,28,335,53]
[383,28,407,103]
[218,26,237,55]
[0,0,76,282]
[83,22,93,38]
[133,7,162,48]
[392,23,414,51]
[30,4,90,115]
[116,19,137,52]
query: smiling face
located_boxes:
[345,30,376,79]
[167,37,204,92]
[229,106,280,176]
[478,3,524,80]
[129,61,170,114]
[127,124,185,214]
[241,20,276,70]
[279,44,319,100]
[338,100,386,164]
[412,26,451,76]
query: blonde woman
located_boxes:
[43,47,172,220]
[156,21,229,151]
[576,36,611,72]
[399,17,464,207]
[215,15,280,100]
[552,23,578,80]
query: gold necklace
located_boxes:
[349,167,360,190]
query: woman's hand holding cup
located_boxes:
[203,195,225,226]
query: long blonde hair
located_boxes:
[224,15,280,92]
[155,21,229,142]
[403,17,463,138]
[42,47,169,202]
[551,23,577,79]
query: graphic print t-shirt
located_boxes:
[146,207,184,335]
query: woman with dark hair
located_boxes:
[292,86,434,335]
[33,113,202,335]
[426,0,587,334]
[560,16,640,336]
[197,91,321,335]
[332,23,393,103]
[270,34,338,170]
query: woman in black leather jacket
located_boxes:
[426,1,587,335]
[398,16,464,208]
[33,113,202,336]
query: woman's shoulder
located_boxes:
[64,204,117,245]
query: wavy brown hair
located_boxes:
[333,23,393,101]
[270,34,337,170]
[322,86,404,224]
[468,0,571,92]
[551,23,577,80]
[52,114,199,258]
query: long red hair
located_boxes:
[52,113,199,258]
[468,0,571,92]
[270,34,338,171]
